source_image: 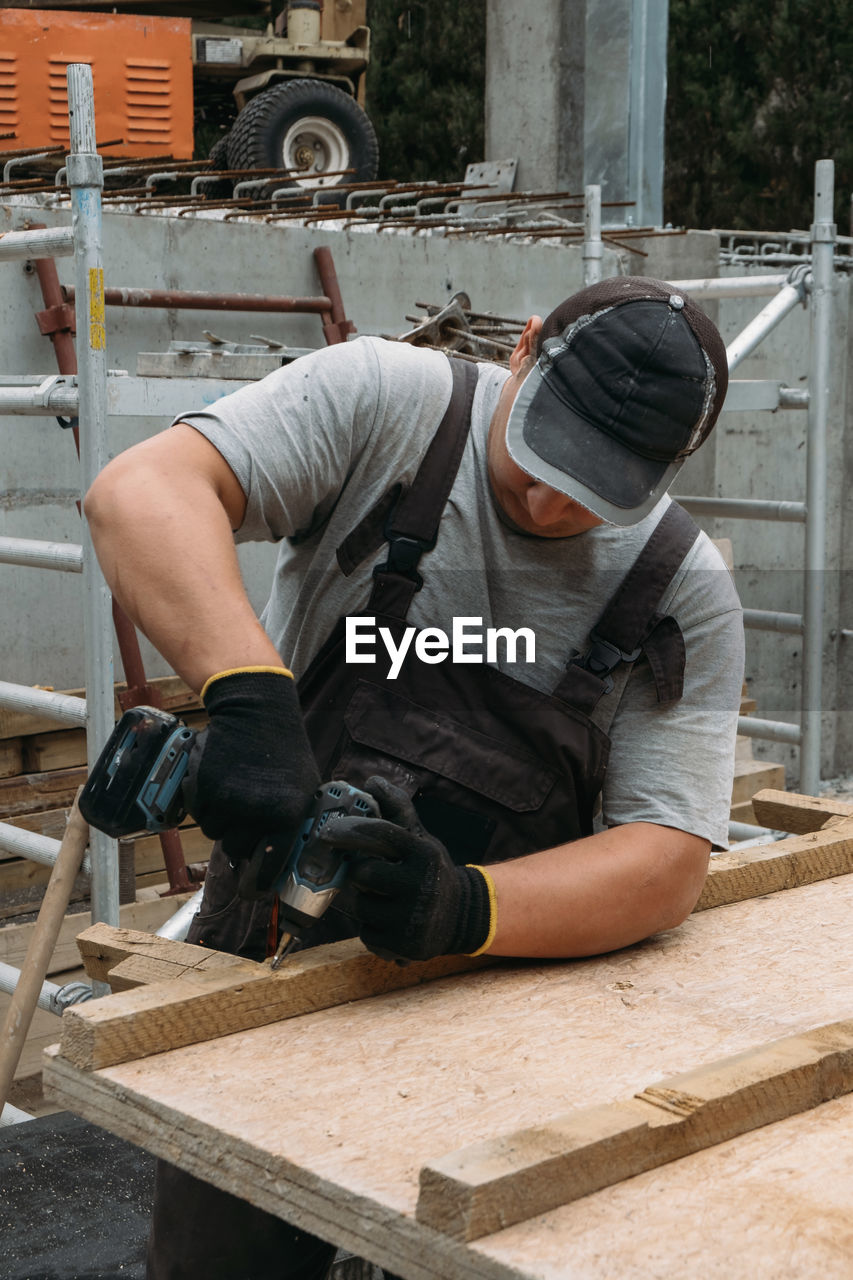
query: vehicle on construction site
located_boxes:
[0,0,379,189]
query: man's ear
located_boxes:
[509,315,543,375]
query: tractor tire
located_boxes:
[203,134,233,198]
[226,79,379,189]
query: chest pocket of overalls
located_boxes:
[298,359,699,867]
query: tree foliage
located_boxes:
[365,0,486,183]
[664,0,851,229]
[363,0,849,231]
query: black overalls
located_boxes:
[147,359,701,1280]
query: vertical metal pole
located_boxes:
[583,184,603,286]
[67,64,118,927]
[800,159,836,795]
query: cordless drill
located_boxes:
[79,706,379,963]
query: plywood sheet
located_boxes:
[44,873,853,1279]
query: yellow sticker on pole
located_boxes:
[89,267,106,351]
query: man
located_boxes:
[84,275,744,1278]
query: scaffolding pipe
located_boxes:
[725,273,808,371]
[155,888,205,942]
[670,274,789,299]
[0,961,61,1012]
[737,715,802,745]
[0,381,79,415]
[0,536,82,572]
[742,608,804,634]
[67,64,119,930]
[0,225,74,261]
[800,160,836,794]
[63,285,333,314]
[674,495,806,522]
[583,185,603,286]
[0,681,86,726]
[0,819,91,874]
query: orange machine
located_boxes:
[0,8,194,158]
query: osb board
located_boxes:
[44,873,853,1280]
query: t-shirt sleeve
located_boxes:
[172,338,386,543]
[600,543,745,850]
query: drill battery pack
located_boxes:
[79,706,196,837]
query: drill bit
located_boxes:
[269,931,297,970]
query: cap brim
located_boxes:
[505,360,684,527]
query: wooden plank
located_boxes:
[415,1018,853,1241]
[0,890,195,977]
[19,708,208,775]
[40,874,853,1280]
[731,759,786,807]
[0,674,200,741]
[0,766,87,818]
[0,739,22,779]
[696,815,853,910]
[752,788,853,834]
[58,936,490,1072]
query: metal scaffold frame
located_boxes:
[670,160,838,795]
[0,68,115,1119]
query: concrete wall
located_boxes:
[1,199,850,783]
[485,0,668,226]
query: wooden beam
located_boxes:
[416,1018,853,1241]
[0,766,87,818]
[695,814,853,911]
[751,788,853,834]
[0,890,195,977]
[59,934,489,1071]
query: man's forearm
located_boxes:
[84,429,283,692]
[485,822,711,958]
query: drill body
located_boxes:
[79,706,378,956]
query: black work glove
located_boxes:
[320,776,496,962]
[183,667,320,865]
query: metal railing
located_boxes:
[672,159,838,794]
[0,67,116,1120]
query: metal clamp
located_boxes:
[50,980,94,1015]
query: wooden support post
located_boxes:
[0,792,89,1115]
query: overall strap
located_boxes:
[340,357,478,619]
[555,502,702,714]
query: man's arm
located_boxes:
[84,423,285,692]
[485,822,710,957]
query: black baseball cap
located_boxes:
[505,276,729,526]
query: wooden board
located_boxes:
[0,889,195,977]
[19,709,208,775]
[416,1018,853,1240]
[0,766,87,818]
[43,872,853,1280]
[730,758,786,806]
[752,787,853,833]
[696,814,853,909]
[44,815,853,1072]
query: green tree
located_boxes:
[365,0,486,183]
[665,0,852,230]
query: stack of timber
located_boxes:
[43,789,853,1279]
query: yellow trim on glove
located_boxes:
[200,665,294,701]
[465,864,498,956]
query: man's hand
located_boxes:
[184,667,320,864]
[321,776,496,962]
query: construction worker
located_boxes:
[84,275,744,1280]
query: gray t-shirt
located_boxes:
[178,336,744,849]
